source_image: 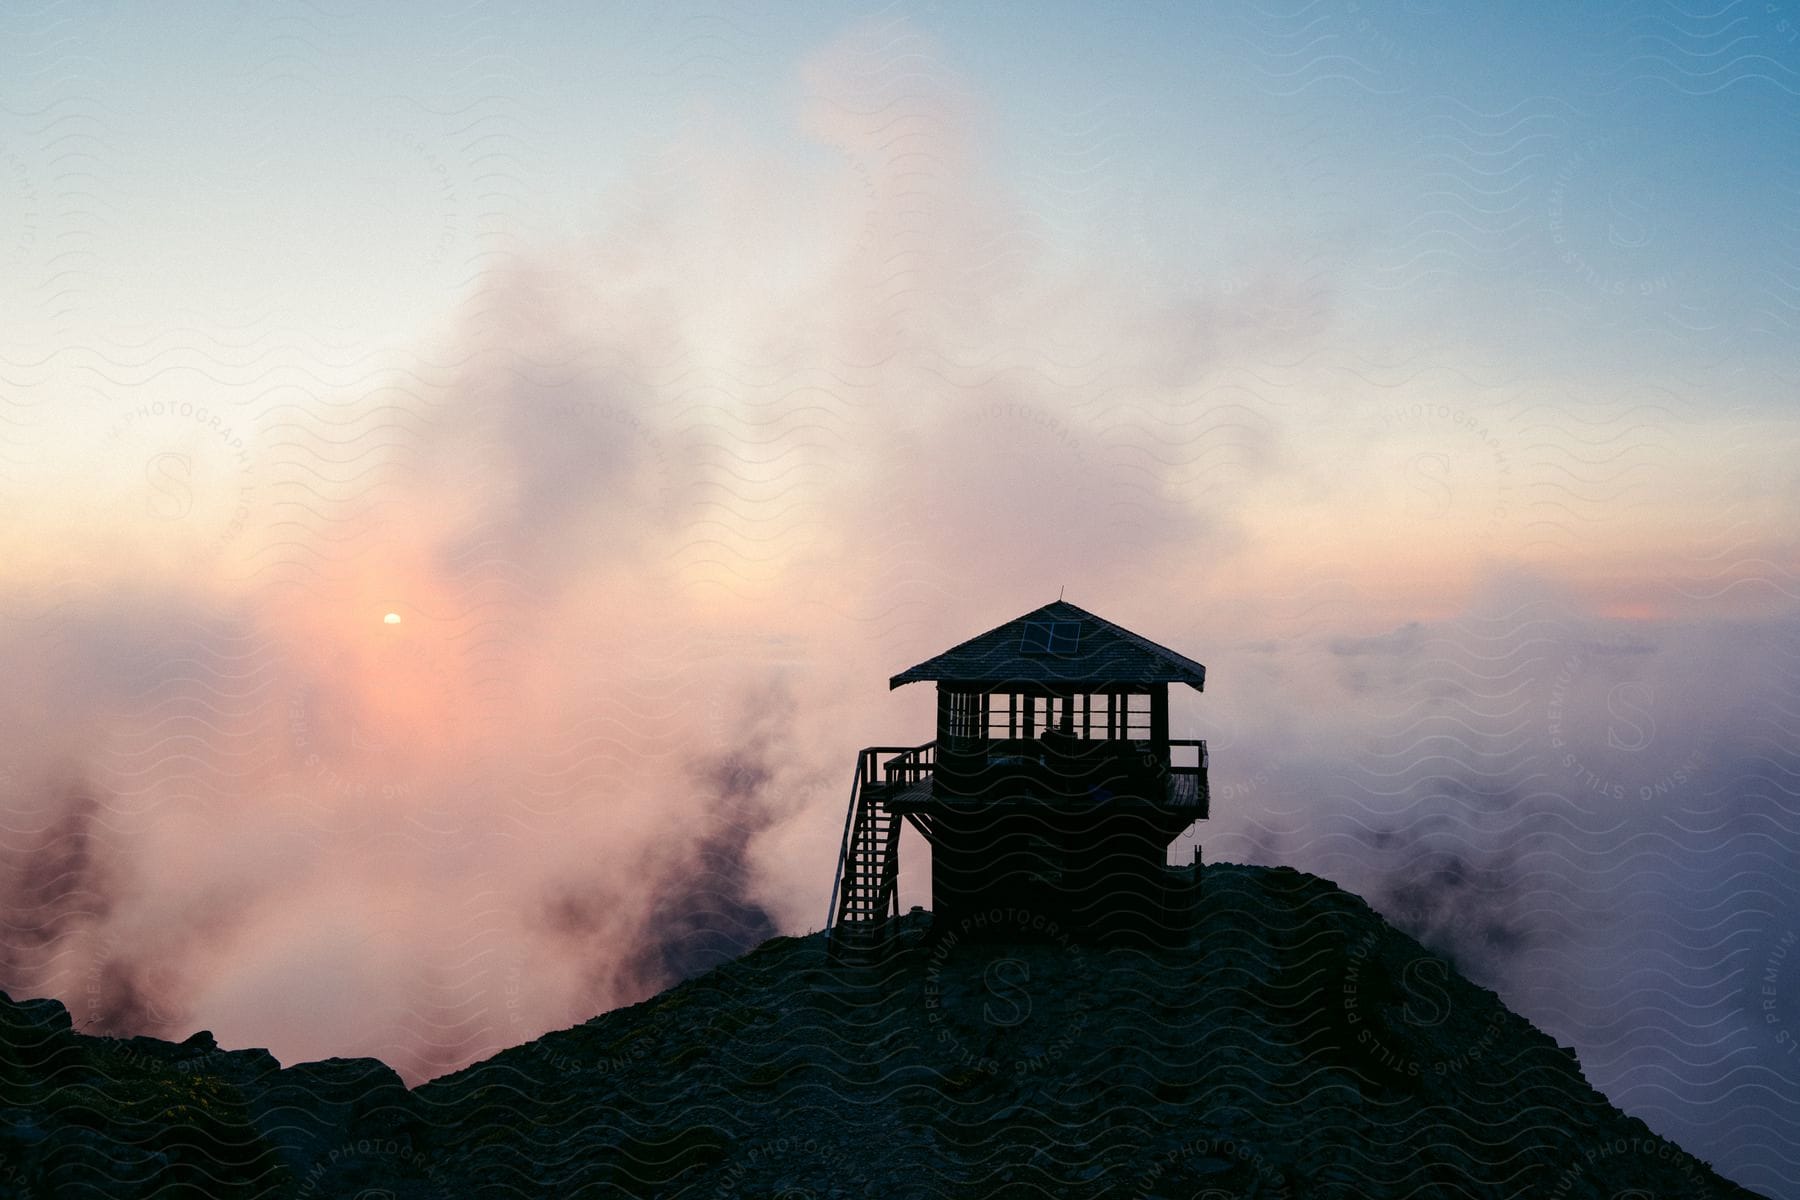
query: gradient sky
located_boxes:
[2,2,1798,1195]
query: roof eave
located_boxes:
[888,670,1206,691]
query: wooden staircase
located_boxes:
[827,744,933,961]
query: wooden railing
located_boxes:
[880,741,936,787]
[1166,738,1208,814]
[826,736,1207,931]
[825,743,935,933]
[1168,738,1207,770]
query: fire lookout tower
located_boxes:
[827,600,1209,957]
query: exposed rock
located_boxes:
[0,864,1770,1198]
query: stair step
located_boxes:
[834,779,906,931]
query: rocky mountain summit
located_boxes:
[0,864,1767,1197]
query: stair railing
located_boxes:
[826,746,926,933]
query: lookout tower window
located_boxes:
[1019,620,1080,656]
[944,690,983,743]
[979,691,1152,740]
[1114,692,1151,741]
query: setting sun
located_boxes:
[383,612,401,625]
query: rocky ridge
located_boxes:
[0,864,1767,1197]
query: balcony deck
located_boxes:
[877,738,1208,817]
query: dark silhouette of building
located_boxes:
[827,600,1209,957]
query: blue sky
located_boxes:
[14,0,1792,376]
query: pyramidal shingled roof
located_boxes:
[888,600,1206,690]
